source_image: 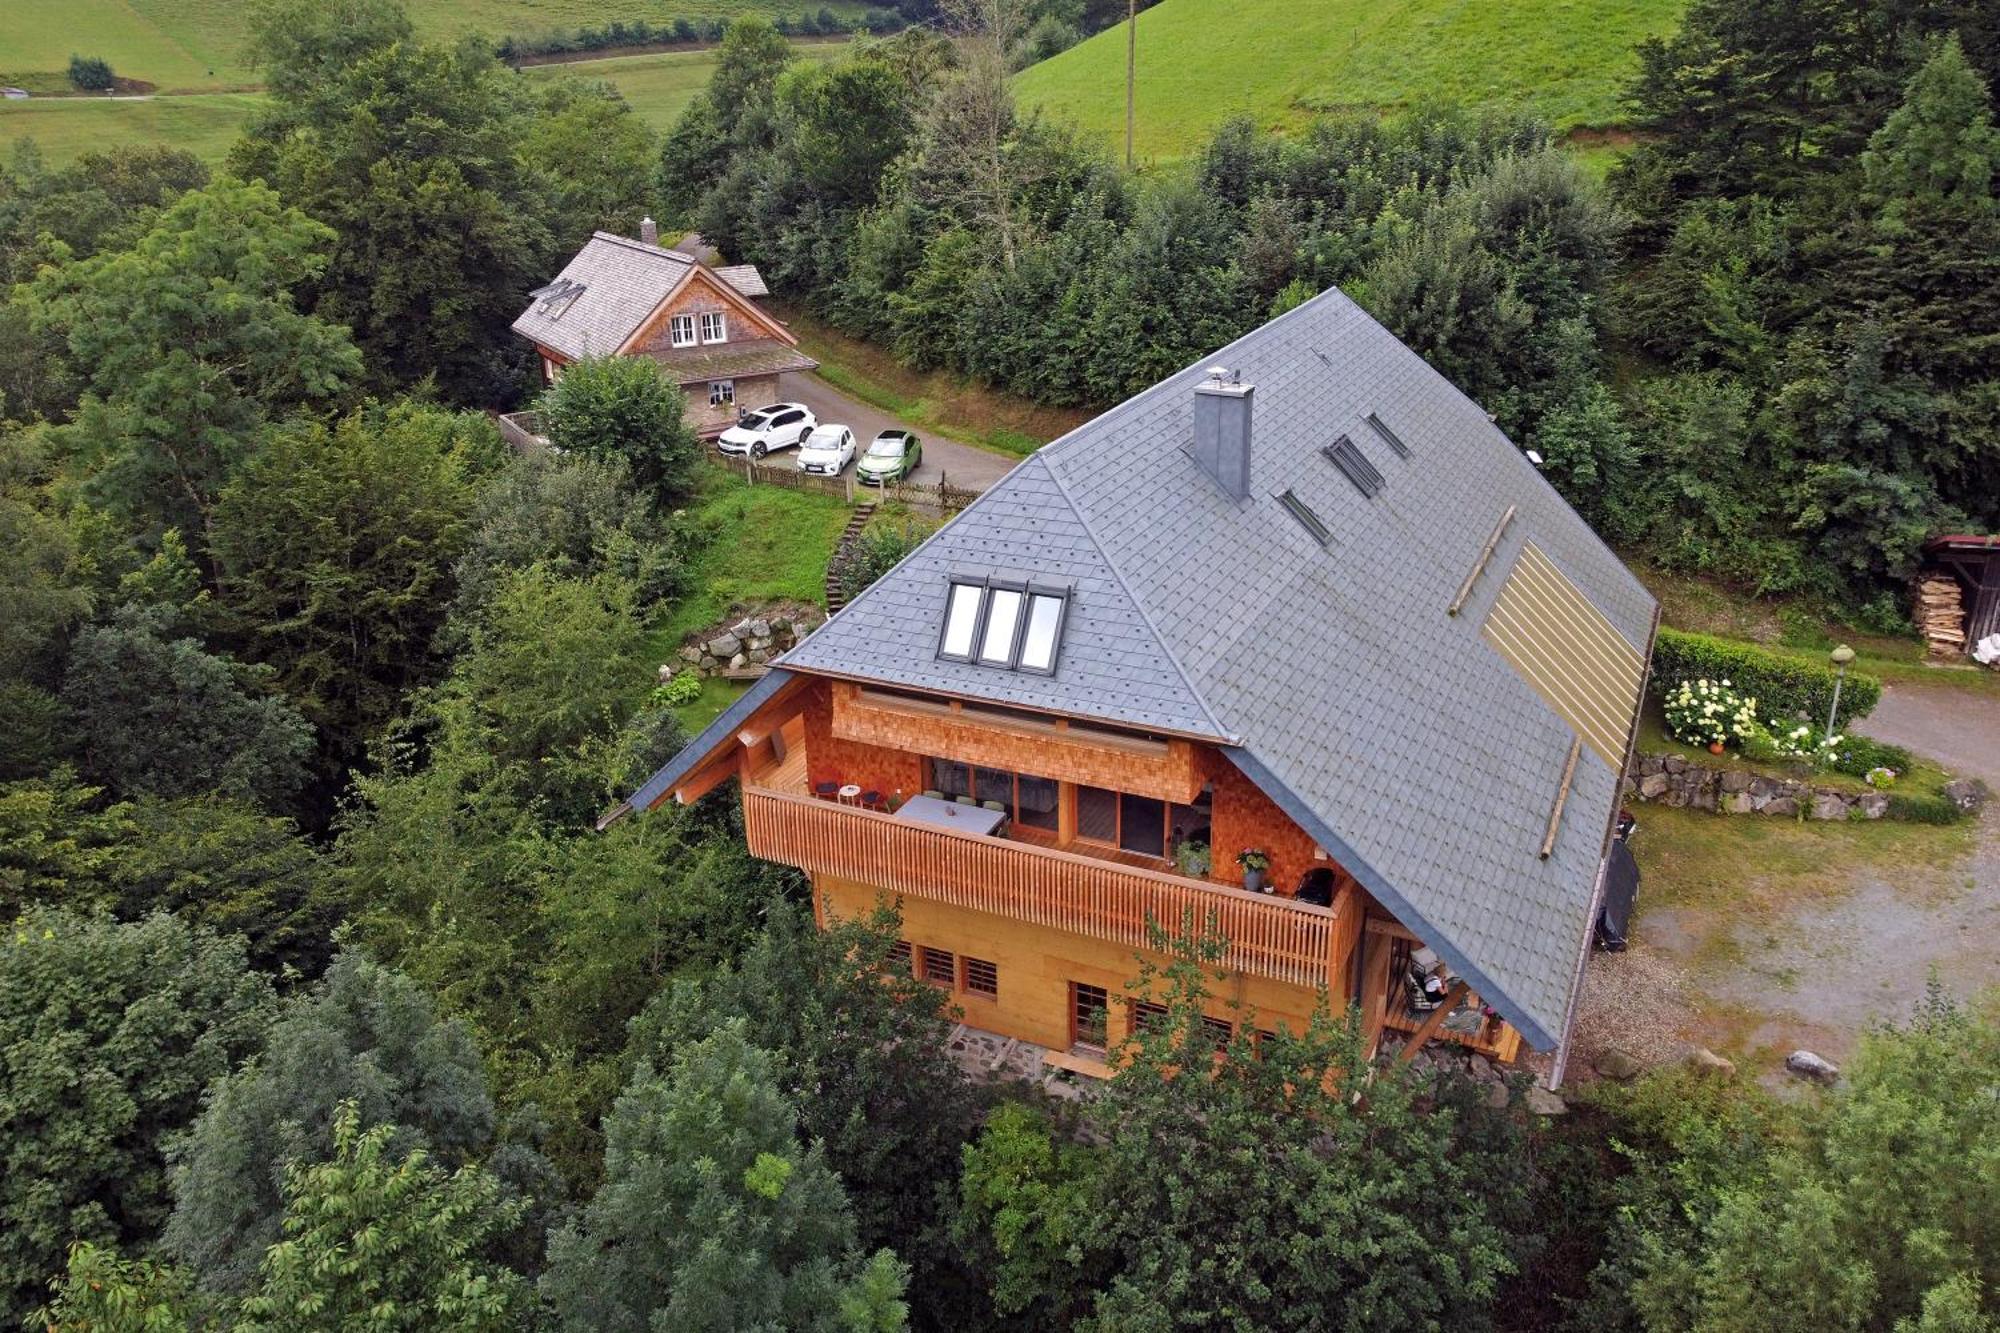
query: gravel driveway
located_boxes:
[777,371,1022,494]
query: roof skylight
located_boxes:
[938,575,1072,674]
[1276,490,1331,546]
[1364,411,1411,458]
[1324,436,1386,498]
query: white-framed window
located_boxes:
[709,380,735,407]
[669,314,696,348]
[700,311,727,344]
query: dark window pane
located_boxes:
[929,758,971,799]
[1016,775,1058,830]
[965,957,998,997]
[1076,786,1117,842]
[921,947,955,985]
[1119,793,1166,856]
[1073,983,1109,1050]
[1201,1016,1233,1051]
[974,766,1014,809]
[1132,1001,1170,1035]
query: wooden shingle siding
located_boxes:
[1480,543,1646,767]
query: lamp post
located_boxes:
[1825,643,1855,738]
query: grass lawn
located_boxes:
[522,43,843,133]
[1013,0,1686,164]
[773,302,1090,456]
[2,0,862,94]
[0,92,265,165]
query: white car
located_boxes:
[796,424,858,476]
[717,402,816,458]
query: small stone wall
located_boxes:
[1624,752,1893,820]
[677,608,822,676]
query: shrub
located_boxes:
[1662,678,1761,749]
[1886,793,1962,824]
[68,55,115,91]
[1652,628,1880,725]
[654,670,703,708]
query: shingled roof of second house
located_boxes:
[778,285,1658,1051]
[511,231,774,361]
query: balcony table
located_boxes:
[894,794,1008,837]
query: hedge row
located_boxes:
[1650,627,1882,725]
[496,10,903,60]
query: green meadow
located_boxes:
[1014,0,1686,162]
[521,41,842,132]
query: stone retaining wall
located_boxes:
[676,609,823,676]
[1623,752,1890,819]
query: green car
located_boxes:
[855,429,922,485]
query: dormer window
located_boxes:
[938,575,1072,674]
[670,314,696,348]
[701,311,727,343]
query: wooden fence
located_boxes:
[495,410,547,454]
[735,457,982,514]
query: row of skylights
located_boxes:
[938,575,1072,674]
[1276,490,1331,546]
[1323,436,1385,498]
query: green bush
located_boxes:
[654,669,703,708]
[68,55,115,91]
[1822,733,1911,780]
[1885,792,1963,825]
[1651,628,1880,725]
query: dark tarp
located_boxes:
[1594,838,1639,952]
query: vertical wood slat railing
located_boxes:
[743,786,1341,988]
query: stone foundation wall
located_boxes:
[1624,753,1888,819]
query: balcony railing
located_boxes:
[743,785,1346,989]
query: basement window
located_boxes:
[936,574,1073,673]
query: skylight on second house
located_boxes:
[1324,436,1385,498]
[939,576,1072,674]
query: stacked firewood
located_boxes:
[1914,574,1966,657]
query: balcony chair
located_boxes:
[980,800,1007,813]
[813,781,839,801]
[861,789,884,810]
[955,795,976,806]
[1294,867,1336,908]
[921,789,944,800]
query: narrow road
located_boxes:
[777,371,1022,494]
[1853,680,2000,788]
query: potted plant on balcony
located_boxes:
[1173,839,1211,878]
[1236,848,1270,892]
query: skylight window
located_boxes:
[1277,490,1331,546]
[979,589,1025,664]
[936,576,1073,673]
[1324,436,1385,498]
[1364,411,1411,458]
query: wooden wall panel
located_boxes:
[816,873,1329,1052]
[803,679,926,799]
[831,682,1203,802]
[1203,751,1351,901]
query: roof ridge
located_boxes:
[1039,450,1238,743]
[588,230,691,263]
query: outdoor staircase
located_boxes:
[824,502,877,615]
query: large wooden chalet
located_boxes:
[512,221,816,437]
[608,286,1659,1081]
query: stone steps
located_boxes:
[824,502,878,614]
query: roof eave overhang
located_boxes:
[770,659,1240,747]
[1221,745,1562,1052]
[603,669,801,829]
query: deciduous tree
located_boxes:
[536,355,702,506]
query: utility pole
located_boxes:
[1125,0,1136,169]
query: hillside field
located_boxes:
[1014,0,1686,162]
[522,41,841,131]
[0,0,863,93]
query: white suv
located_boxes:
[717,402,816,458]
[797,424,857,476]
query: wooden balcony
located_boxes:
[742,784,1352,989]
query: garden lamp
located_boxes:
[1826,643,1855,738]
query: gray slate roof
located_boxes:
[777,285,1657,1050]
[512,232,772,361]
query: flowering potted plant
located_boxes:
[1236,848,1270,892]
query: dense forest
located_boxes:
[3,0,1999,1328]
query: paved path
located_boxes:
[1854,680,2000,787]
[778,371,1022,493]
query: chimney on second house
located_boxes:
[1192,367,1254,500]
[639,216,659,246]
